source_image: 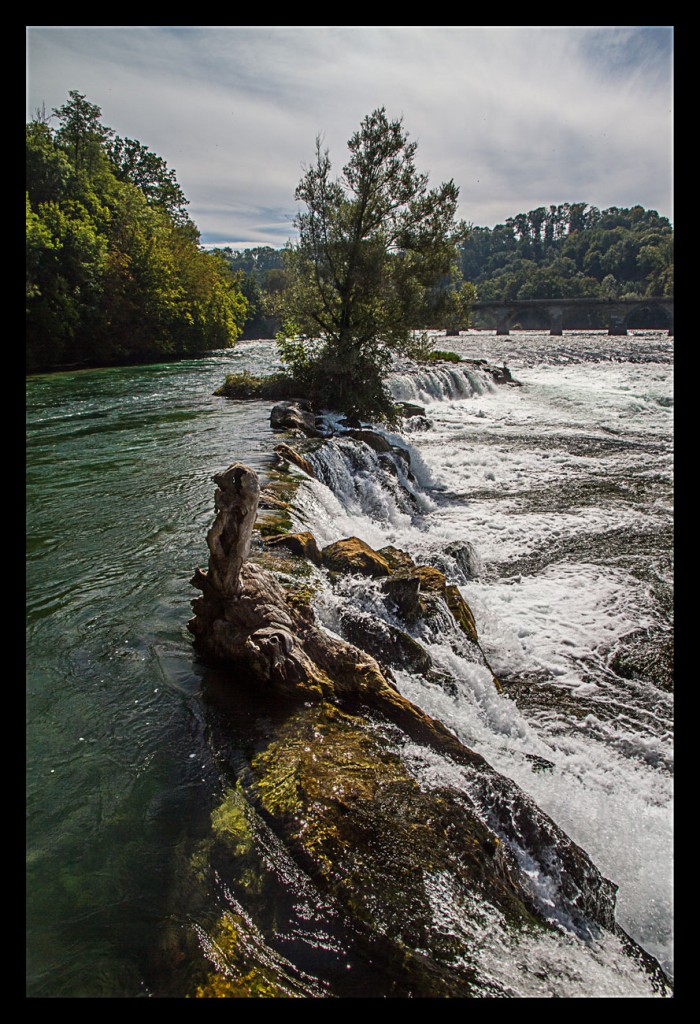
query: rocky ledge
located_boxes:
[185,461,671,998]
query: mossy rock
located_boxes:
[192,911,317,998]
[445,584,478,643]
[377,545,416,573]
[321,537,392,578]
[265,530,323,566]
[248,701,543,996]
[274,443,317,478]
[255,509,294,538]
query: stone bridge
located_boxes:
[461,297,673,335]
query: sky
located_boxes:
[26,25,674,250]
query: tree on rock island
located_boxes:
[273,108,474,419]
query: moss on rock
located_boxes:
[264,530,323,566]
[321,537,392,578]
[247,701,544,996]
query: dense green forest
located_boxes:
[459,202,673,302]
[26,92,248,372]
[213,246,287,339]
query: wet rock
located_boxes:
[402,415,433,432]
[270,400,323,437]
[396,401,426,418]
[431,540,483,582]
[274,442,316,478]
[343,428,393,453]
[187,465,672,999]
[377,545,415,573]
[381,574,422,625]
[407,564,446,593]
[188,464,672,1000]
[258,487,290,512]
[322,537,392,578]
[246,702,539,997]
[336,608,432,675]
[524,752,556,773]
[377,546,481,643]
[445,584,478,643]
[264,530,323,566]
[488,364,522,387]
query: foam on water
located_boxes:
[299,333,673,979]
[463,562,658,686]
[420,870,666,998]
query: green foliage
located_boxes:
[212,247,288,338]
[26,91,248,372]
[274,108,473,420]
[214,370,295,399]
[424,349,462,363]
[462,202,673,305]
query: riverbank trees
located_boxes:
[26,91,248,373]
[271,108,474,420]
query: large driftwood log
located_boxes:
[189,464,485,765]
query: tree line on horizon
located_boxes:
[216,200,673,336]
[27,92,673,382]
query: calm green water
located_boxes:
[26,346,281,997]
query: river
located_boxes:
[26,330,673,997]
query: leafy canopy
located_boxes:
[273,108,473,419]
[26,91,248,372]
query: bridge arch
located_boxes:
[622,302,673,331]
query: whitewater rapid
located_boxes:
[286,331,673,978]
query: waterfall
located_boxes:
[388,361,496,403]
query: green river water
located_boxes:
[27,347,283,996]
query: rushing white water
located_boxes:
[290,330,673,980]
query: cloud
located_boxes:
[26,26,673,246]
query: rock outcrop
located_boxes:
[274,442,316,477]
[270,399,324,437]
[187,463,670,999]
[321,537,392,578]
[189,464,487,756]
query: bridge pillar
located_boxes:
[608,316,627,336]
[496,314,510,336]
[549,308,564,336]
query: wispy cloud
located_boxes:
[26,26,673,246]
